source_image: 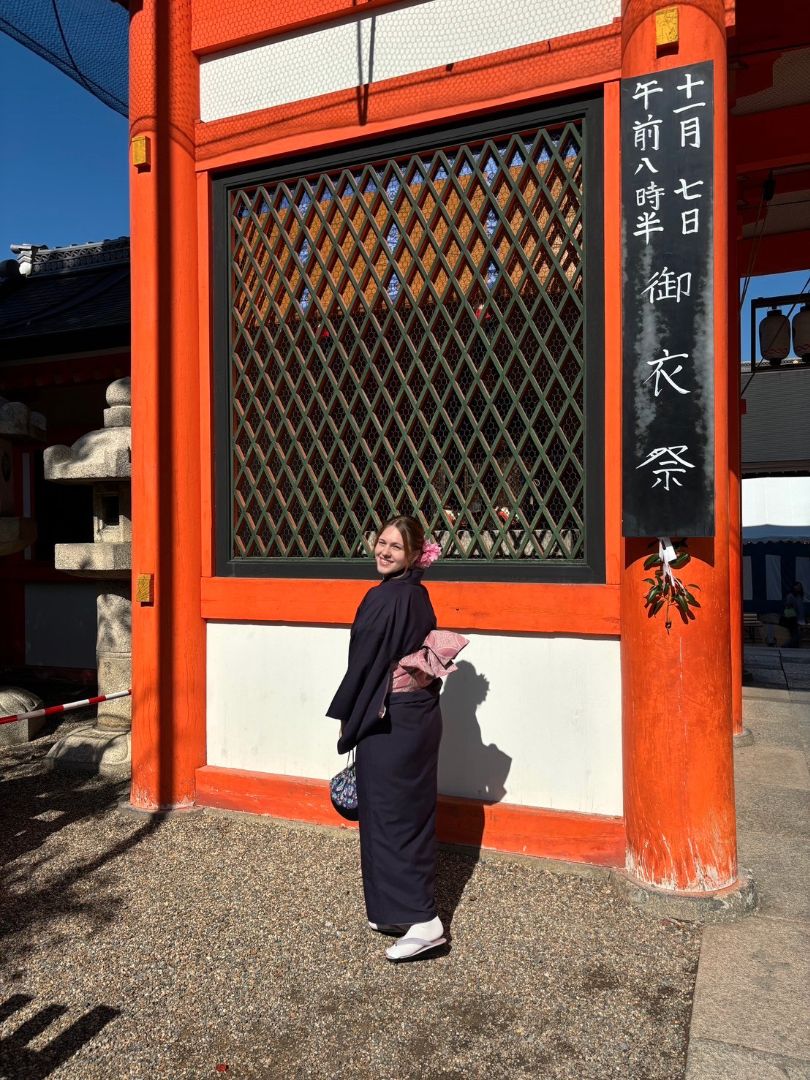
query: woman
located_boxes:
[780,582,806,649]
[327,515,451,962]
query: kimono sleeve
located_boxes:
[327,585,417,753]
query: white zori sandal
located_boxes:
[385,917,446,962]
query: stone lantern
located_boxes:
[0,397,46,745]
[43,378,132,777]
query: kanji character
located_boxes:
[681,208,700,235]
[673,178,704,201]
[636,182,666,210]
[636,445,695,491]
[679,116,702,148]
[633,114,663,153]
[633,211,664,245]
[632,79,663,110]
[644,349,691,397]
[640,267,691,304]
[676,72,705,100]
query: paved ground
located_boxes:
[2,658,807,1079]
[743,643,810,692]
[0,716,699,1080]
[685,678,810,1079]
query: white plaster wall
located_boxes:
[206,622,623,816]
[742,476,810,528]
[200,0,622,122]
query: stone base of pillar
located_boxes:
[46,724,131,779]
[609,867,758,924]
[117,799,203,818]
[734,728,755,746]
[0,687,45,747]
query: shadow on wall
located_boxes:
[439,660,512,804]
[435,660,511,930]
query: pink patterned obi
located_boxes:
[390,630,470,694]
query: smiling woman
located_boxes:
[327,513,468,961]
[373,516,422,577]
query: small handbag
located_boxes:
[329,751,358,821]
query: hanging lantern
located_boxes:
[759,307,790,365]
[791,303,810,364]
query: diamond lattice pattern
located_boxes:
[229,119,587,562]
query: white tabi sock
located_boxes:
[385,916,444,960]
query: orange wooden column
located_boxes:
[129,0,206,810]
[727,99,744,737]
[620,0,739,892]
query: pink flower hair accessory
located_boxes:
[415,538,442,569]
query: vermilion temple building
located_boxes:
[123,0,807,905]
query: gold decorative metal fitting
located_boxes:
[131,135,151,169]
[655,7,679,48]
[136,573,154,604]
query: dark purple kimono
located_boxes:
[327,567,437,754]
[327,566,442,925]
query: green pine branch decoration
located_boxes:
[643,540,701,632]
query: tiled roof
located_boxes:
[0,239,130,357]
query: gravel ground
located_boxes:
[0,718,701,1080]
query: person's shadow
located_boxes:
[436,660,512,932]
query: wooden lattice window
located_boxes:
[214,101,604,580]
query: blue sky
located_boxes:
[0,31,806,362]
[0,33,129,258]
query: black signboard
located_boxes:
[622,61,714,537]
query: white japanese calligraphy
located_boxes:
[645,349,691,396]
[641,266,691,304]
[676,72,705,99]
[636,181,666,210]
[633,79,663,110]
[634,156,660,176]
[681,208,700,235]
[673,178,704,201]
[633,211,664,244]
[633,114,663,153]
[679,115,702,148]
[636,445,696,491]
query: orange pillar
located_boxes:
[620,0,739,892]
[727,100,745,737]
[129,0,206,809]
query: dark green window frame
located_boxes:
[213,95,605,582]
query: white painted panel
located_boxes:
[206,622,623,816]
[742,555,753,601]
[765,554,783,601]
[200,0,622,122]
[742,476,810,528]
[796,556,810,597]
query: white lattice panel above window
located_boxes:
[200,0,621,123]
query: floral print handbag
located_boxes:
[330,751,358,821]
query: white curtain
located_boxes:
[765,554,783,602]
[743,555,753,601]
[796,556,810,598]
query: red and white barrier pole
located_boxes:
[0,690,131,727]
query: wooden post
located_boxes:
[129,0,206,809]
[620,0,739,892]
